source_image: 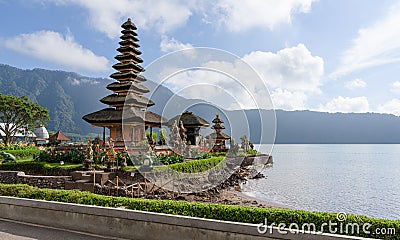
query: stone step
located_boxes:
[73,180,91,190]
[91,172,116,184]
[82,182,95,192]
[64,181,78,190]
[70,171,86,181]
[80,175,91,181]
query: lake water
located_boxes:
[242,144,400,220]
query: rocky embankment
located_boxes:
[90,154,273,207]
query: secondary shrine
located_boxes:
[167,111,210,145]
[206,114,231,152]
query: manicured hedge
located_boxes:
[168,156,225,173]
[0,162,81,175]
[0,184,398,239]
[3,149,40,159]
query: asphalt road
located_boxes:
[0,218,128,240]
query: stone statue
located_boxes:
[169,120,186,155]
[240,135,250,152]
[106,138,116,171]
[199,136,206,149]
[179,120,187,143]
[83,138,94,170]
[87,138,93,159]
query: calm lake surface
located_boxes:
[242,144,400,220]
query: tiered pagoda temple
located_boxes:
[206,114,230,152]
[83,18,162,148]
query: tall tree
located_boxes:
[0,94,50,144]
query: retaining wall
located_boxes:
[0,170,71,189]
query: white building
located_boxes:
[0,123,37,142]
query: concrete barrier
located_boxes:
[0,196,374,240]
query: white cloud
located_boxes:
[42,0,316,37]
[333,3,400,77]
[242,44,324,93]
[154,44,322,111]
[319,96,370,113]
[46,0,195,38]
[4,31,109,72]
[158,44,323,111]
[162,65,263,110]
[211,0,315,32]
[345,78,367,90]
[390,81,400,94]
[270,88,307,110]
[378,99,400,116]
[160,35,193,52]
[68,77,100,86]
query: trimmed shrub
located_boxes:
[0,162,81,175]
[168,156,225,173]
[157,153,185,165]
[0,184,398,239]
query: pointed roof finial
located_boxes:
[122,18,137,30]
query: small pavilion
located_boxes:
[49,130,71,145]
[206,114,231,152]
[167,111,209,145]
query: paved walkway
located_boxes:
[0,218,128,240]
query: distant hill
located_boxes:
[2,64,400,143]
[0,64,199,135]
[0,64,112,133]
[274,110,400,144]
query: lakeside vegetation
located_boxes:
[0,184,398,239]
[0,156,226,175]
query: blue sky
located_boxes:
[1,0,400,115]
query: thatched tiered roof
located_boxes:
[82,108,164,125]
[167,111,210,128]
[206,114,231,140]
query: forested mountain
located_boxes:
[0,64,109,133]
[2,64,400,143]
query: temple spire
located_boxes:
[83,18,163,148]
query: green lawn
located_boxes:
[46,162,82,169]
[11,154,81,169]
[15,156,34,162]
[122,166,138,171]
